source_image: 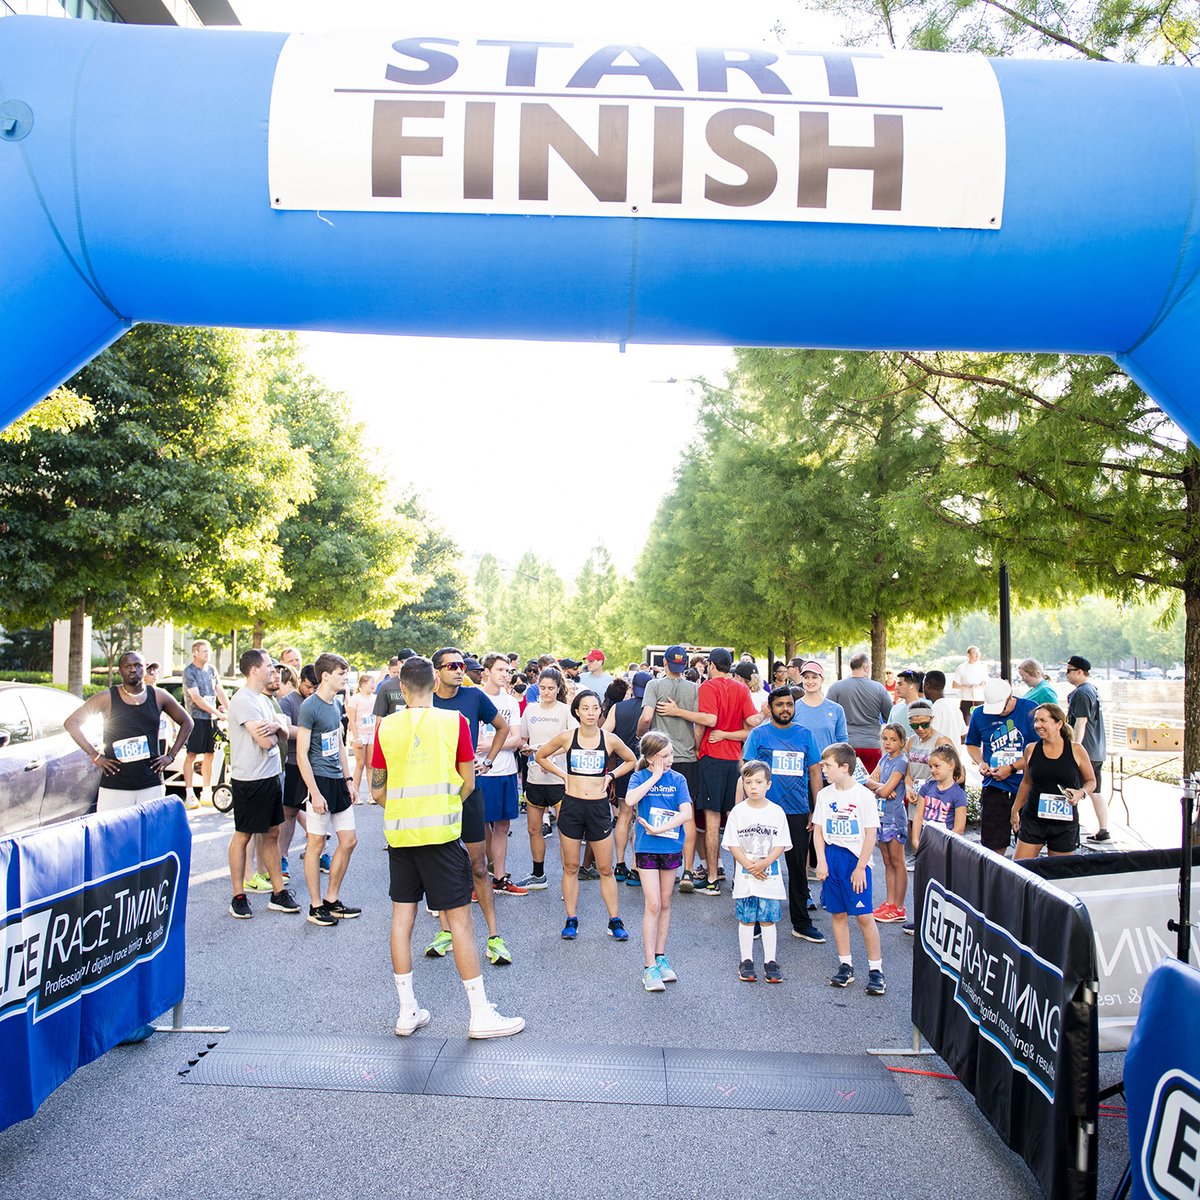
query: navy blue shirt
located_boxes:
[965,697,1038,794]
[433,687,499,753]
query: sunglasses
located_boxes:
[441,661,466,671]
[909,720,932,729]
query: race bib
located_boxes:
[359,713,375,730]
[990,749,1022,770]
[771,749,806,776]
[320,729,339,757]
[826,816,861,839]
[647,806,680,841]
[570,748,606,774]
[111,735,150,763]
[1037,792,1073,822]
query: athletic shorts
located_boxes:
[97,784,165,813]
[525,782,565,810]
[306,773,353,816]
[232,775,284,834]
[460,789,486,844]
[980,784,1016,852]
[1018,812,1079,854]
[388,841,473,911]
[736,896,783,924]
[479,773,519,823]
[697,756,740,814]
[674,759,700,807]
[635,851,683,872]
[878,795,908,844]
[820,843,874,916]
[283,761,305,809]
[186,719,216,754]
[557,796,614,842]
[611,772,631,804]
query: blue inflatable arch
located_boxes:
[3,16,1200,441]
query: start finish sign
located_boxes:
[268,34,1006,229]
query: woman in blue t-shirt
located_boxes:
[625,732,693,993]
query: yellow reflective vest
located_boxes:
[377,706,464,847]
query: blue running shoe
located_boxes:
[625,871,641,887]
[280,856,289,876]
[319,852,331,874]
[561,916,579,940]
[607,917,629,942]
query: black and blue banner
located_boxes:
[0,797,190,1131]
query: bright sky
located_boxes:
[231,0,853,580]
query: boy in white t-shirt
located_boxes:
[812,742,886,996]
[721,761,792,984]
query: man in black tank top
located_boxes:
[66,651,194,813]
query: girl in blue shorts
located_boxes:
[625,732,693,993]
[865,723,909,924]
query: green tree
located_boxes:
[473,553,504,644]
[560,545,620,651]
[487,552,568,656]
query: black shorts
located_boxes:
[460,789,485,844]
[980,785,1016,852]
[307,772,352,815]
[186,719,216,754]
[283,761,304,809]
[697,757,740,814]
[388,841,473,910]
[232,775,284,834]
[611,772,631,803]
[525,782,565,810]
[557,796,614,842]
[674,759,700,807]
[1018,812,1079,854]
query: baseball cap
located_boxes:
[708,647,733,672]
[799,659,824,677]
[631,670,652,699]
[982,678,1013,714]
[397,648,416,660]
[463,657,483,672]
[586,649,605,662]
[664,645,689,672]
[1066,655,1091,673]
[560,658,582,670]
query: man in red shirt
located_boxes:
[656,647,757,896]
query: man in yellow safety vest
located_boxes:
[370,655,524,1040]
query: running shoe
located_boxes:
[492,875,529,896]
[700,878,721,897]
[307,904,338,926]
[267,889,300,914]
[655,954,678,983]
[717,865,726,881]
[738,959,757,983]
[901,921,915,936]
[561,916,579,940]
[830,962,855,988]
[753,921,762,940]
[642,965,666,992]
[395,1007,431,1036]
[807,897,817,911]
[625,871,641,888]
[614,863,629,882]
[324,899,361,920]
[515,873,548,891]
[694,871,709,888]
[228,895,252,919]
[280,856,289,876]
[1087,829,1112,843]
[888,906,908,923]
[468,1003,525,1039]
[184,795,201,811]
[243,872,272,893]
[872,901,897,921]
[792,922,826,944]
[607,917,630,942]
[319,852,332,874]
[764,960,783,984]
[578,865,600,881]
[678,871,695,894]
[866,969,888,996]
[542,820,553,837]
[424,930,453,957]
[486,934,513,966]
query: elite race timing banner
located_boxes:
[0,797,190,1131]
[268,34,1006,229]
[913,827,1098,1200]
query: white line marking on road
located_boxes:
[190,867,230,886]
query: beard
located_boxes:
[772,709,794,726]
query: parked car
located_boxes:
[0,682,100,836]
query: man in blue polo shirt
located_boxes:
[742,687,826,944]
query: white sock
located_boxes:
[463,974,490,1014]
[869,958,883,972]
[394,972,415,1010]
[762,924,777,962]
[839,955,853,966]
[738,924,755,961]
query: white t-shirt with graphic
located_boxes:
[520,701,577,785]
[477,689,520,776]
[721,799,792,900]
[813,781,880,858]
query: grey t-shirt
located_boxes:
[1068,681,1107,762]
[227,686,282,782]
[182,662,218,720]
[298,693,345,779]
[641,675,700,763]
[279,690,303,766]
[825,676,892,748]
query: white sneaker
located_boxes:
[468,1003,525,1039]
[183,796,201,811]
[395,1007,431,1036]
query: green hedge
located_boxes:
[1,671,53,684]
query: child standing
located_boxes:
[813,742,886,995]
[345,672,377,804]
[864,722,909,923]
[625,733,693,992]
[905,745,969,935]
[721,761,791,983]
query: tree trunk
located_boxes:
[68,601,86,697]
[784,635,797,661]
[252,618,265,650]
[870,612,887,681]
[1184,590,1200,780]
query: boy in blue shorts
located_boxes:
[721,761,791,983]
[813,742,886,996]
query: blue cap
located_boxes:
[664,645,689,672]
[632,670,652,698]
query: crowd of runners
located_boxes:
[63,637,1113,1040]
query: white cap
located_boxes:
[982,678,1013,714]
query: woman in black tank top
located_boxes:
[1009,703,1097,859]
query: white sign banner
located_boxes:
[268,34,1006,229]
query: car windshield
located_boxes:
[0,692,34,745]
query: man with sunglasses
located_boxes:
[427,647,515,966]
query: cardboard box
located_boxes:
[1126,726,1184,751]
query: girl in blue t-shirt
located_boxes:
[625,732,693,993]
[912,744,969,850]
[865,722,909,923]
